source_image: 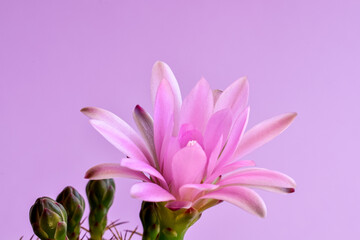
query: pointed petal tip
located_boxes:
[152,61,170,72]
[198,77,211,89]
[84,172,90,179]
[199,76,208,83]
[80,106,101,118]
[80,107,91,114]
[286,188,295,193]
[235,76,248,85]
[134,104,145,114]
[287,112,298,120]
[84,165,111,180]
[256,201,267,218]
[84,167,97,179]
[259,208,267,218]
[153,60,165,66]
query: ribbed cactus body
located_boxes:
[86,179,115,240]
[56,186,85,240]
[140,202,201,240]
[29,197,69,240]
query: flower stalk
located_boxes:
[140,202,201,240]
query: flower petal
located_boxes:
[212,89,222,105]
[216,107,250,169]
[220,168,296,193]
[160,134,180,185]
[214,77,249,118]
[133,105,157,167]
[89,119,149,163]
[120,158,167,187]
[171,142,207,191]
[151,61,182,109]
[199,185,267,217]
[81,107,153,164]
[130,182,176,202]
[85,163,148,181]
[203,109,232,158]
[179,183,219,201]
[154,79,175,157]
[179,78,213,133]
[205,135,223,179]
[234,113,297,158]
[165,201,192,210]
[178,124,204,148]
[151,61,182,133]
[208,160,256,182]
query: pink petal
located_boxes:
[220,168,296,193]
[154,79,175,158]
[233,113,297,159]
[179,78,213,133]
[179,183,219,201]
[212,89,223,105]
[216,107,250,169]
[165,201,192,210]
[205,136,223,179]
[130,182,176,202]
[178,124,204,148]
[203,109,232,157]
[120,158,167,187]
[199,186,267,217]
[133,105,157,167]
[81,107,153,164]
[89,119,149,163]
[171,142,207,191]
[85,163,149,181]
[208,160,256,182]
[151,61,182,133]
[160,134,180,185]
[214,77,249,119]
[151,61,182,109]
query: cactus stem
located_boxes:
[140,202,201,240]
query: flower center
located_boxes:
[187,140,197,147]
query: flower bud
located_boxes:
[29,197,68,240]
[86,179,115,240]
[56,186,85,240]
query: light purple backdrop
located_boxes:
[1,1,359,239]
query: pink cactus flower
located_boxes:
[82,61,296,218]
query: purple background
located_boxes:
[1,1,359,239]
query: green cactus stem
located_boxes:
[56,186,85,240]
[86,179,115,240]
[29,197,69,240]
[140,202,201,240]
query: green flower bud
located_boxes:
[56,186,85,240]
[86,179,115,240]
[29,197,68,240]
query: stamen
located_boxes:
[187,140,197,147]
